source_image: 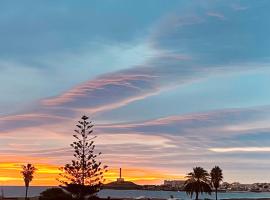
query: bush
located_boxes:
[39,188,73,200]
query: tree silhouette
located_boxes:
[210,166,223,200]
[21,163,37,200]
[59,115,107,200]
[184,167,212,200]
[39,188,73,200]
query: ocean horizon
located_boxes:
[1,187,270,199]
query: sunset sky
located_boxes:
[1,0,270,186]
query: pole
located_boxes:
[120,168,122,179]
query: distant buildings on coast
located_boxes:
[162,180,185,190]
[104,169,186,191]
[220,182,270,192]
[104,168,270,192]
[160,181,270,192]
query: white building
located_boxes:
[164,180,185,188]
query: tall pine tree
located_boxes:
[59,115,107,200]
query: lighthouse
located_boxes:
[117,168,124,183]
[105,167,141,189]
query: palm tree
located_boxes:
[21,164,37,200]
[210,166,223,200]
[184,167,212,200]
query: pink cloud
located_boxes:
[42,73,159,111]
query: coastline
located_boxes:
[3,198,270,200]
[2,187,270,200]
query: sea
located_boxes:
[1,187,270,199]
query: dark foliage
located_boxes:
[21,163,37,200]
[184,167,212,200]
[39,188,73,200]
[210,166,223,200]
[58,115,108,200]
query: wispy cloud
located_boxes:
[231,4,248,11]
[42,73,160,111]
[209,147,270,153]
[97,106,270,138]
[207,12,226,20]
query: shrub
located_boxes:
[39,188,72,200]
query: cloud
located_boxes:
[97,106,270,138]
[207,12,226,20]
[2,0,270,119]
[231,4,248,11]
[152,1,270,66]
[41,73,160,111]
[0,113,71,132]
[18,0,266,121]
[209,147,270,153]
[1,105,270,184]
[0,147,72,156]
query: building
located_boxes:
[164,180,185,188]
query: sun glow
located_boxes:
[0,161,184,186]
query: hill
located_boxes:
[103,181,142,190]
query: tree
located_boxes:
[184,167,212,200]
[21,163,37,200]
[59,115,107,200]
[210,166,223,200]
[39,188,73,200]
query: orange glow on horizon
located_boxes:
[0,161,185,186]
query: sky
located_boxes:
[0,0,270,186]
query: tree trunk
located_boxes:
[215,188,218,200]
[25,186,28,200]
[195,191,199,200]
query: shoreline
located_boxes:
[3,198,270,200]
[2,188,270,199]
